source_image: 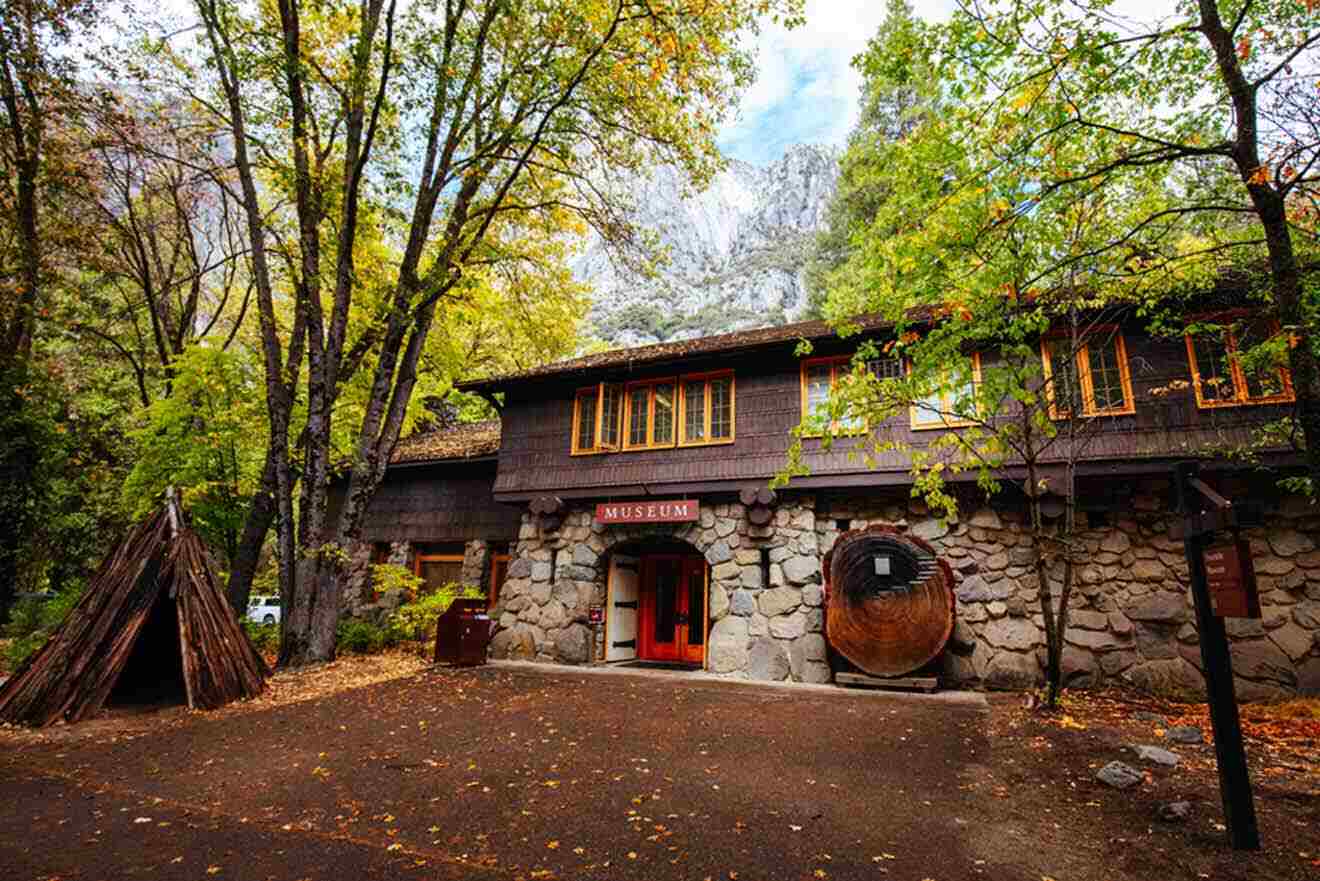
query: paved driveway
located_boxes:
[2,664,998,880]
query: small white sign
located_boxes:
[873,556,890,576]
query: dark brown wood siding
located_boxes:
[491,329,1294,499]
[353,459,521,543]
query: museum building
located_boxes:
[345,313,1320,698]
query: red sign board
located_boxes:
[1203,539,1261,619]
[595,499,699,525]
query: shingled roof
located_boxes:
[390,419,501,465]
[455,314,896,392]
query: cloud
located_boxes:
[719,1,958,164]
[720,0,1180,166]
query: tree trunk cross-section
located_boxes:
[824,526,956,678]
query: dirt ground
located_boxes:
[2,659,1317,881]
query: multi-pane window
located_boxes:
[800,354,894,435]
[572,382,623,454]
[1185,316,1293,408]
[909,354,982,429]
[623,379,677,450]
[1039,330,1134,417]
[679,371,735,446]
[576,373,729,452]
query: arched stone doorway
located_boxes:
[489,500,830,681]
[604,538,709,668]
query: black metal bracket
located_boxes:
[611,639,636,649]
[613,600,638,609]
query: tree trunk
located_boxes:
[225,454,278,613]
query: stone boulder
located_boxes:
[490,625,535,660]
[982,618,1040,651]
[1230,638,1296,685]
[984,652,1039,689]
[759,586,802,618]
[1126,593,1187,624]
[1096,761,1143,789]
[709,617,750,673]
[553,623,592,663]
[748,638,792,681]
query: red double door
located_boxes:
[638,554,707,665]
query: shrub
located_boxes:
[370,563,424,597]
[243,621,280,654]
[2,587,85,670]
[390,582,484,643]
[337,618,400,655]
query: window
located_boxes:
[1039,329,1135,417]
[800,354,897,435]
[488,551,510,610]
[572,382,624,454]
[415,552,464,595]
[623,379,678,450]
[909,354,982,430]
[1185,315,1293,408]
[678,371,735,446]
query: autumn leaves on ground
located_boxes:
[1,659,1317,881]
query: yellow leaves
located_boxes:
[1247,165,1271,185]
[1237,35,1251,62]
[206,867,221,876]
[546,840,560,850]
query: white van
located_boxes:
[247,595,281,625]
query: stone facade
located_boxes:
[489,500,832,682]
[488,483,1320,699]
[341,539,493,621]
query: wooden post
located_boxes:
[1173,461,1260,851]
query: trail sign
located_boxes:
[1203,540,1261,619]
[1174,462,1260,851]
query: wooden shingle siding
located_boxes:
[491,327,1296,499]
[356,459,520,543]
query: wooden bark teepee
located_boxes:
[0,500,268,726]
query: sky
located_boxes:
[718,0,1182,166]
[717,1,958,165]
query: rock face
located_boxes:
[576,145,839,346]
[482,480,1320,696]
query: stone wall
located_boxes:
[489,485,1320,698]
[815,486,1320,699]
[341,539,492,621]
[489,501,832,681]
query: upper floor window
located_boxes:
[573,372,733,453]
[572,383,624,454]
[800,355,900,435]
[679,371,735,446]
[910,353,982,430]
[624,378,677,450]
[1039,329,1135,417]
[1185,315,1294,408]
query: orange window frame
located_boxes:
[414,553,465,594]
[799,355,871,437]
[1039,327,1136,418]
[571,383,623,455]
[909,352,983,430]
[487,552,510,610]
[676,370,736,447]
[1183,313,1295,409]
[622,377,679,451]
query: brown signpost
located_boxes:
[595,499,700,524]
[1174,462,1260,851]
[1203,540,1261,619]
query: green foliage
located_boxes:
[370,563,424,597]
[121,345,266,562]
[336,618,401,655]
[243,621,281,654]
[390,582,485,642]
[2,586,85,670]
[803,0,936,318]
